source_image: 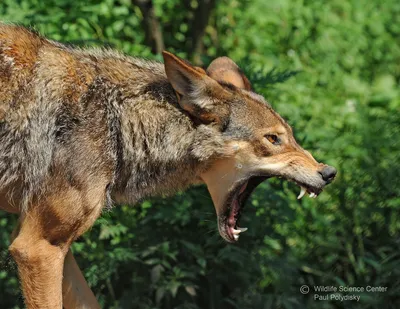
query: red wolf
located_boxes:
[0,24,336,308]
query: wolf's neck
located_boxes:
[108,78,203,205]
[89,56,227,205]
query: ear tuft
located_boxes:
[207,57,252,90]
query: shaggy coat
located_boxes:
[0,24,336,309]
[0,24,227,210]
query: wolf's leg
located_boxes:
[9,217,66,309]
[9,206,100,308]
[7,196,100,308]
[63,249,101,309]
[9,181,107,309]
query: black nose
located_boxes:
[319,166,337,182]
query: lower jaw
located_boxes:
[222,233,236,243]
[217,221,235,243]
[219,223,239,243]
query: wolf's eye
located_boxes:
[265,134,280,145]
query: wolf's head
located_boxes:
[163,51,336,243]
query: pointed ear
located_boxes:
[206,57,252,90]
[162,51,229,125]
[162,51,207,96]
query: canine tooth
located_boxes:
[234,234,239,241]
[232,229,241,235]
[238,227,248,232]
[297,186,306,199]
[309,193,316,198]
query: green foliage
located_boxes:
[1,0,399,308]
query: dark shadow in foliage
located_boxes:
[239,59,301,91]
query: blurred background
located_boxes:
[0,0,399,308]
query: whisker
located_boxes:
[220,172,230,180]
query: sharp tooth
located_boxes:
[238,227,248,232]
[297,186,306,199]
[232,229,241,235]
[234,234,239,241]
[309,193,315,198]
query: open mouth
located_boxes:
[220,176,268,243]
[220,176,323,243]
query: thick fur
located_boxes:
[0,24,337,309]
[0,24,227,210]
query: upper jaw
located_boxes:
[288,173,328,199]
[295,182,322,199]
[289,177,324,199]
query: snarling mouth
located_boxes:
[219,176,325,242]
[220,176,268,243]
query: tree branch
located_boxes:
[190,0,216,64]
[132,0,164,54]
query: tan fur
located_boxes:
[0,24,336,308]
